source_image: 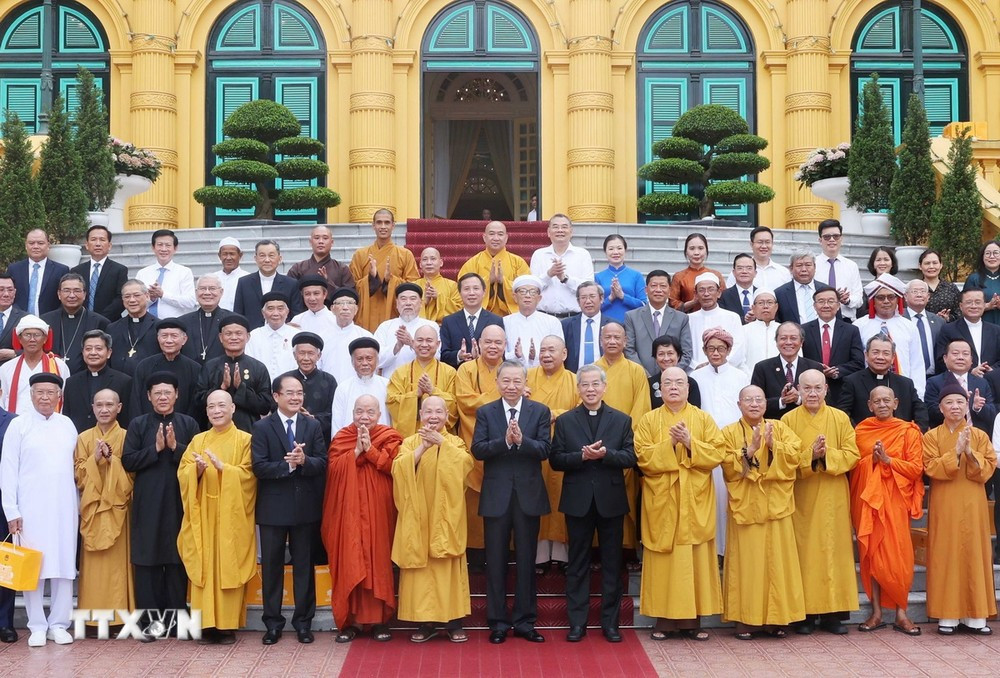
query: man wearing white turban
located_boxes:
[0,316,70,413]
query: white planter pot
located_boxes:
[860,212,891,237]
[87,211,110,228]
[894,245,925,271]
[108,174,153,233]
[49,243,83,268]
[809,176,864,234]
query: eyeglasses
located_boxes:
[739,396,765,404]
[704,345,729,354]
[985,250,1000,258]
[516,289,540,296]
[872,294,897,302]
[820,233,842,241]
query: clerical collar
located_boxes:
[585,403,604,416]
[131,316,143,323]
[203,309,216,317]
[89,367,106,377]
[64,310,81,319]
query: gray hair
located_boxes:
[906,279,929,293]
[866,334,896,353]
[122,278,148,295]
[497,359,527,378]
[576,364,607,385]
[197,273,222,288]
[576,280,604,300]
[788,250,815,267]
[255,239,281,253]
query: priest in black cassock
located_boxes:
[130,319,202,419]
[178,274,232,365]
[194,314,272,432]
[107,279,160,375]
[281,332,336,441]
[62,329,132,432]
[41,272,109,373]
[121,371,200,639]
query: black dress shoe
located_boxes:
[793,621,814,635]
[820,620,848,635]
[566,626,586,642]
[0,627,17,644]
[262,628,281,645]
[296,629,314,644]
[489,630,507,644]
[602,627,622,643]
[513,629,545,643]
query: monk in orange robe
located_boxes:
[321,394,402,643]
[348,208,420,331]
[850,386,924,635]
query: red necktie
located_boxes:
[785,362,794,384]
[821,323,832,365]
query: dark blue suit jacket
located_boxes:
[774,279,833,324]
[234,273,305,330]
[801,318,866,404]
[719,285,755,323]
[925,372,996,433]
[9,258,69,315]
[561,313,610,373]
[933,318,1000,373]
[439,308,503,368]
[251,412,327,526]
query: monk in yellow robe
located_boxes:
[595,321,650,554]
[923,384,998,635]
[418,247,462,323]
[780,369,860,635]
[74,388,134,626]
[851,386,924,635]
[386,325,457,437]
[393,396,474,643]
[527,335,578,569]
[177,390,257,644]
[349,208,420,331]
[455,324,506,555]
[721,385,804,638]
[457,221,530,316]
[636,367,724,640]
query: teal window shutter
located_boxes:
[1,7,42,51]
[214,78,258,218]
[275,78,319,215]
[217,6,260,51]
[923,79,958,136]
[702,7,746,53]
[1,79,41,132]
[921,13,956,52]
[647,79,687,195]
[429,5,474,52]
[644,8,686,53]
[60,6,103,52]
[487,6,532,52]
[275,3,319,50]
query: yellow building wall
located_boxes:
[2,0,997,230]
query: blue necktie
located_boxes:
[584,318,595,366]
[741,289,751,317]
[88,262,101,312]
[28,262,40,315]
[0,311,5,337]
[286,418,295,449]
[468,314,476,337]
[914,313,932,372]
[148,266,167,317]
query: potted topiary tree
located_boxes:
[637,104,774,222]
[194,99,340,222]
[846,74,896,236]
[37,94,89,267]
[929,126,983,281]
[74,66,118,228]
[0,112,46,268]
[889,93,937,270]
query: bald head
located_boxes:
[737,384,766,423]
[600,321,626,358]
[353,394,381,428]
[420,247,443,277]
[659,366,689,408]
[420,395,449,430]
[413,324,440,361]
[867,385,898,421]
[539,335,567,373]
[799,369,828,413]
[206,389,236,429]
[483,221,509,255]
[479,323,507,363]
[92,388,122,427]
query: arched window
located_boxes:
[851,1,967,143]
[206,0,326,226]
[0,1,110,131]
[636,0,756,223]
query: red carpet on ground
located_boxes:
[338,629,657,677]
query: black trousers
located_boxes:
[259,522,318,631]
[566,501,624,629]
[483,492,540,633]
[133,563,187,624]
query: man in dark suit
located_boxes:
[933,287,1000,373]
[550,365,636,643]
[107,279,159,375]
[71,225,128,322]
[0,396,17,642]
[234,240,305,330]
[62,329,132,432]
[751,321,824,420]
[9,229,69,315]
[41,272,110,373]
[562,281,609,372]
[624,270,692,375]
[838,335,929,431]
[0,273,27,365]
[802,288,865,405]
[471,360,552,645]
[774,251,833,324]
[903,279,942,377]
[252,373,328,645]
[179,273,233,364]
[718,254,756,323]
[439,272,503,368]
[924,339,996,432]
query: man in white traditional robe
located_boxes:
[330,337,390,435]
[317,288,374,383]
[290,276,339,338]
[0,315,70,414]
[210,237,250,312]
[0,373,78,647]
[740,289,780,377]
[688,272,745,371]
[503,275,564,369]
[245,292,298,381]
[853,273,926,398]
[373,283,439,377]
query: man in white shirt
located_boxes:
[291,275,339,339]
[503,275,564,368]
[246,291,299,382]
[687,272,745,370]
[372,283,439,377]
[329,337,390,434]
[529,214,594,317]
[211,237,250,312]
[725,226,791,291]
[317,288,374,384]
[136,229,197,319]
[904,279,941,377]
[854,273,926,398]
[740,289,780,376]
[813,220,863,318]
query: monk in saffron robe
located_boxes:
[348,209,420,331]
[393,396,474,643]
[417,248,462,323]
[595,321,650,555]
[74,389,134,627]
[851,386,924,635]
[780,369,860,635]
[455,324,506,556]
[635,367,724,641]
[457,221,531,316]
[924,384,997,635]
[177,390,257,644]
[322,394,402,642]
[527,335,578,569]
[721,385,805,638]
[386,325,457,437]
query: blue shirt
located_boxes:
[595,265,647,323]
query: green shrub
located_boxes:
[0,113,45,266]
[212,138,269,160]
[929,126,982,280]
[75,67,117,211]
[275,186,342,210]
[847,74,896,212]
[273,136,325,156]
[223,100,301,142]
[212,159,279,183]
[193,186,259,210]
[889,93,936,246]
[38,94,89,242]
[274,158,329,180]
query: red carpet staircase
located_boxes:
[403,219,550,277]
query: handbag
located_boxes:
[0,534,42,591]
